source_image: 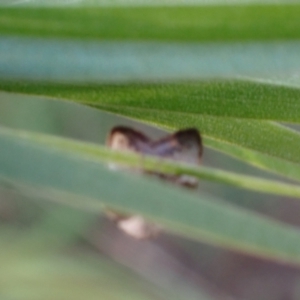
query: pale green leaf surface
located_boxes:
[2,126,300,265]
[2,38,300,84]
[206,137,300,182]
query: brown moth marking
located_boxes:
[105,126,203,239]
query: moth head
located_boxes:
[107,126,149,152]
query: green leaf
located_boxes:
[2,2,300,299]
[1,82,300,182]
[2,126,300,266]
[3,81,298,121]
[1,125,300,199]
[1,5,300,41]
[1,91,300,197]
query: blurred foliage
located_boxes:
[1,5,300,41]
[1,2,300,300]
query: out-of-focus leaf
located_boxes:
[2,126,300,266]
[0,230,169,300]
[1,5,300,41]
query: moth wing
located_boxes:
[151,128,203,165]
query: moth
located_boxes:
[105,126,203,239]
